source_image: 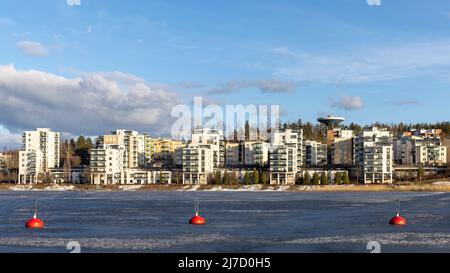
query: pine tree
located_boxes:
[214,171,221,185]
[418,164,424,182]
[335,172,342,185]
[222,171,229,185]
[261,172,267,185]
[321,172,328,185]
[253,168,259,184]
[303,172,311,185]
[312,173,320,185]
[342,172,350,184]
[244,172,251,185]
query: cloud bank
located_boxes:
[0,65,179,136]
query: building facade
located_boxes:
[303,140,327,167]
[18,128,60,184]
[354,127,393,184]
[182,145,214,184]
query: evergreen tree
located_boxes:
[303,172,311,185]
[244,172,251,185]
[342,172,350,184]
[321,172,328,185]
[418,164,424,182]
[231,171,238,185]
[253,168,259,184]
[214,171,222,185]
[335,172,342,185]
[222,171,229,185]
[312,173,320,185]
[261,172,267,185]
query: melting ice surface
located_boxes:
[0,191,449,253]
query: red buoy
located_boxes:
[25,201,44,229]
[389,200,406,226]
[189,201,206,225]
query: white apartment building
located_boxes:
[269,144,298,185]
[269,129,302,185]
[90,145,124,184]
[182,145,214,184]
[97,129,146,169]
[244,141,269,166]
[416,144,447,166]
[394,135,447,166]
[354,127,393,184]
[18,128,60,184]
[191,128,225,168]
[271,129,303,167]
[303,140,327,167]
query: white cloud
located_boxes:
[66,0,81,6]
[17,41,48,57]
[0,126,21,148]
[332,95,363,111]
[273,41,450,84]
[0,65,179,136]
[209,79,296,94]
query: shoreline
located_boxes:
[1,181,450,192]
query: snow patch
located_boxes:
[118,185,143,191]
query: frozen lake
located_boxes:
[0,191,449,253]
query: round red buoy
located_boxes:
[389,214,406,226]
[189,214,206,225]
[189,201,206,225]
[25,216,44,229]
[389,200,406,226]
[25,201,44,229]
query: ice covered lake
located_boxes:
[0,191,449,253]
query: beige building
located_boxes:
[146,138,185,167]
[225,142,244,167]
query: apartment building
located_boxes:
[269,144,298,185]
[182,145,214,184]
[0,153,7,170]
[90,145,124,185]
[146,138,185,167]
[244,141,269,167]
[225,142,244,167]
[394,134,446,166]
[191,128,225,168]
[271,129,303,167]
[330,129,354,166]
[416,144,447,166]
[303,140,328,167]
[18,128,60,184]
[269,129,302,185]
[354,127,393,184]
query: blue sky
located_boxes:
[1,0,450,145]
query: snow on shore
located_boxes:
[432,181,450,186]
[118,185,143,191]
[9,184,75,191]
